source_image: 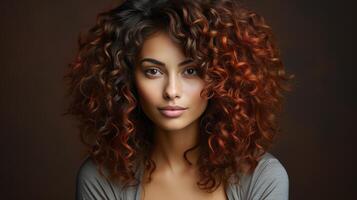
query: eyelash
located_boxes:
[144,67,198,77]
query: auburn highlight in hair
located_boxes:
[63,0,294,193]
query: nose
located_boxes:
[163,74,181,100]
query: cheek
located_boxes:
[135,79,161,107]
[183,80,207,105]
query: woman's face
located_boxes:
[134,31,208,131]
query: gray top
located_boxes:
[76,152,289,200]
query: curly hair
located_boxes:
[63,0,294,193]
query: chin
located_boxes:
[155,119,192,132]
[158,122,187,131]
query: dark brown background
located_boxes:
[1,0,356,199]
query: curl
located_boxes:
[63,0,294,193]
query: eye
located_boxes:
[144,68,162,77]
[183,67,198,76]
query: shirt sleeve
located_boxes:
[245,157,289,200]
[75,157,121,200]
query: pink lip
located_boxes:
[158,108,187,118]
[159,105,186,110]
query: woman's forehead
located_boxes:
[139,32,186,63]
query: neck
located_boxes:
[151,120,201,175]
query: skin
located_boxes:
[134,31,227,200]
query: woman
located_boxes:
[64,0,294,199]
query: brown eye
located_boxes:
[184,67,198,76]
[144,68,162,77]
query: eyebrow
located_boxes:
[139,58,194,67]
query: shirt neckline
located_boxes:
[134,164,233,200]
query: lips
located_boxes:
[159,105,186,110]
[158,106,187,118]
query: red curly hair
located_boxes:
[63,0,294,193]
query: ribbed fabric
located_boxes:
[76,152,289,200]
